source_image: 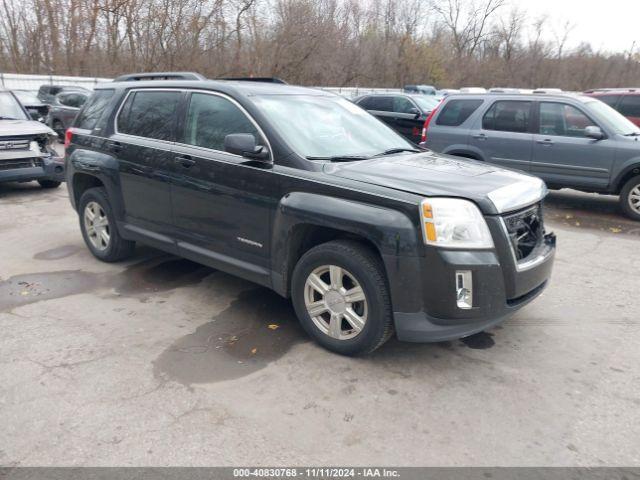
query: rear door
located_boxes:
[111,89,182,247]
[170,90,273,284]
[531,101,615,189]
[468,99,534,172]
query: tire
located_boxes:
[78,187,136,262]
[291,239,394,356]
[52,120,65,142]
[620,176,640,221]
[38,180,61,189]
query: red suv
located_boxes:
[584,88,640,126]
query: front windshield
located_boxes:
[413,96,440,111]
[584,99,640,135]
[252,94,414,159]
[0,92,29,120]
[13,91,40,104]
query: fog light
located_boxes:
[455,270,473,309]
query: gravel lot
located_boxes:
[0,177,639,467]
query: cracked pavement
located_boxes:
[0,181,639,467]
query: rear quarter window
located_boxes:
[436,99,483,126]
[75,89,115,130]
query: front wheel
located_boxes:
[291,240,394,356]
[78,187,136,262]
[620,176,640,221]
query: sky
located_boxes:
[509,0,640,53]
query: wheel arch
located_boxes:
[613,163,640,194]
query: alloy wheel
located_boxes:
[84,201,110,251]
[303,265,368,340]
[629,184,640,214]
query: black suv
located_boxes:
[65,74,556,355]
[354,93,440,144]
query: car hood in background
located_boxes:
[324,151,547,215]
[0,120,56,137]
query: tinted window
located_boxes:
[59,93,86,108]
[618,96,640,117]
[184,93,259,151]
[117,90,180,140]
[596,95,621,108]
[356,97,373,109]
[483,101,531,133]
[539,102,592,137]
[393,96,416,114]
[436,99,483,126]
[75,89,115,130]
[368,96,393,112]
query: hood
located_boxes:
[0,119,56,137]
[323,151,547,215]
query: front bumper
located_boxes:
[0,153,65,184]
[387,228,556,343]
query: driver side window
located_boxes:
[539,103,592,137]
[184,93,260,152]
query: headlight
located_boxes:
[420,198,494,249]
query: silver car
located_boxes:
[423,93,640,220]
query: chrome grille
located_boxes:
[0,139,30,151]
[502,203,544,262]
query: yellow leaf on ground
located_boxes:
[609,227,622,233]
[268,324,279,330]
[251,348,257,355]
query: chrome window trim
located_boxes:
[113,87,273,162]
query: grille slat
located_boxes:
[0,139,31,151]
[503,204,544,262]
[0,158,44,171]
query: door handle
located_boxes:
[174,155,195,168]
[536,139,554,146]
[472,133,487,140]
[108,141,122,153]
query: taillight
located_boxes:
[64,128,74,148]
[421,107,439,143]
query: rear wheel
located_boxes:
[620,176,640,221]
[78,187,135,262]
[291,240,394,356]
[38,179,61,189]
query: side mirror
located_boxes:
[408,107,421,118]
[224,133,270,161]
[585,126,604,140]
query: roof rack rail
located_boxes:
[220,77,287,84]
[113,72,206,82]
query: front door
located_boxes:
[531,101,615,189]
[170,91,273,285]
[391,96,424,144]
[468,99,534,172]
[112,89,182,245]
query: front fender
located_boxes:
[271,192,422,303]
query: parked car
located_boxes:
[37,84,90,105]
[422,92,640,220]
[46,90,89,139]
[404,84,437,96]
[584,88,640,127]
[12,90,49,122]
[354,93,441,144]
[64,73,555,355]
[0,89,64,188]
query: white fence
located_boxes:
[0,72,405,97]
[0,73,112,91]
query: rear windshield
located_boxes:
[75,89,114,130]
[436,99,483,126]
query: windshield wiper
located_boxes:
[372,147,422,157]
[624,132,640,136]
[306,155,370,162]
[0,116,19,120]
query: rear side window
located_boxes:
[618,96,640,117]
[75,89,115,130]
[436,99,483,126]
[368,96,393,112]
[596,95,621,108]
[117,90,180,141]
[393,96,416,114]
[183,92,259,151]
[482,100,532,133]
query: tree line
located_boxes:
[1,0,639,90]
